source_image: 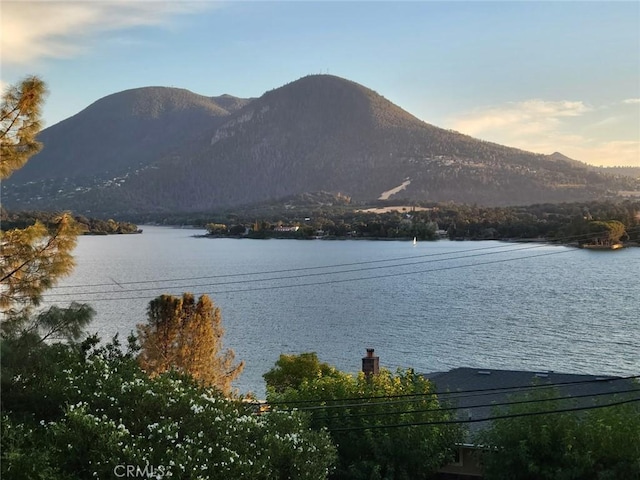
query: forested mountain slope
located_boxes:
[8,87,251,182]
[3,75,637,216]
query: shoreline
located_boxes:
[193,233,638,248]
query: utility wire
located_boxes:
[267,375,640,410]
[327,397,640,431]
[46,241,534,290]
[263,375,640,406]
[44,227,633,293]
[288,388,640,419]
[38,246,579,303]
[41,241,563,297]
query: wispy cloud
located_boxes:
[1,1,215,66]
[622,98,640,105]
[451,99,592,138]
[564,140,640,168]
[448,99,638,166]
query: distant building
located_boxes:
[273,225,300,232]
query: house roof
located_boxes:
[424,367,639,439]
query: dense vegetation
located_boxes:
[478,387,640,480]
[6,198,639,244]
[1,335,337,479]
[0,209,140,235]
[264,353,464,480]
[189,198,640,244]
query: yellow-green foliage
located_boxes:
[0,77,83,328]
[206,223,228,235]
[1,213,80,320]
[264,352,339,394]
[588,219,627,243]
[1,76,47,180]
[137,293,244,395]
[266,355,463,480]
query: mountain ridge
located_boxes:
[3,74,638,216]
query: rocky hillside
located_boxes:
[3,75,637,216]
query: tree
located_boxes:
[206,223,228,235]
[1,77,83,330]
[587,220,627,244]
[1,75,47,179]
[478,387,640,480]
[0,78,96,444]
[1,214,81,322]
[137,293,244,394]
[264,352,339,394]
[266,355,463,480]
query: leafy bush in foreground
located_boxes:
[478,387,640,480]
[1,337,336,479]
[265,354,463,480]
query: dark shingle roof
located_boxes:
[424,367,639,439]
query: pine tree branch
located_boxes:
[0,227,60,284]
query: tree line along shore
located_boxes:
[192,200,639,246]
[3,199,638,247]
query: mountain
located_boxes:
[8,87,251,182]
[3,75,638,216]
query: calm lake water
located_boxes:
[42,226,640,396]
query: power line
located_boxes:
[264,375,640,406]
[46,241,531,290]
[44,227,632,294]
[38,245,579,303]
[432,375,640,402]
[41,241,561,297]
[327,397,640,431]
[292,388,640,419]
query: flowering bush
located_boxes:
[1,337,336,479]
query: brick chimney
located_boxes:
[362,348,379,376]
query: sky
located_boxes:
[2,0,639,167]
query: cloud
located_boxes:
[622,98,640,105]
[448,99,638,167]
[566,140,640,168]
[1,1,215,66]
[451,99,592,138]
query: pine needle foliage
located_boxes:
[1,76,47,179]
[1,77,87,339]
[1,214,80,321]
[137,293,244,394]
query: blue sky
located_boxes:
[2,1,639,166]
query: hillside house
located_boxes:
[273,225,300,232]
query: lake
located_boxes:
[42,226,640,396]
